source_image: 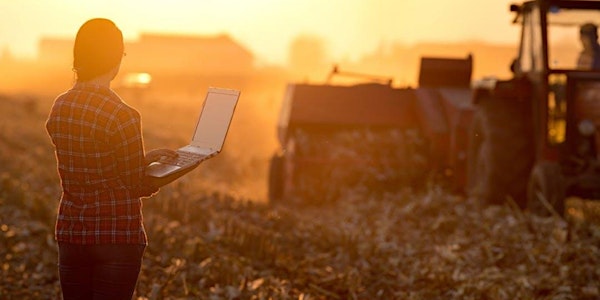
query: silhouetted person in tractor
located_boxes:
[577,23,600,70]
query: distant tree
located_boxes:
[287,34,329,81]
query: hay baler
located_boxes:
[268,56,475,203]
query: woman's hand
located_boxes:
[146,161,200,188]
[145,149,178,165]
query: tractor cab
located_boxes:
[470,0,600,216]
[512,0,600,156]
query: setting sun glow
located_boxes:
[123,72,152,88]
[1,0,517,64]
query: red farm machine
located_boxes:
[269,0,600,217]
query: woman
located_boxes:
[46,18,181,299]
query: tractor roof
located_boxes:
[513,0,600,26]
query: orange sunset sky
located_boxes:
[1,0,519,64]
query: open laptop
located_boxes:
[146,87,240,178]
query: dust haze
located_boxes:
[0,32,531,201]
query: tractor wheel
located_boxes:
[268,153,284,204]
[527,162,565,217]
[468,95,534,207]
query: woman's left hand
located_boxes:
[145,149,178,165]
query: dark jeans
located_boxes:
[58,242,146,300]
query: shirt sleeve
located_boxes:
[110,105,158,198]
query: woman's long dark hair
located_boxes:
[73,18,124,81]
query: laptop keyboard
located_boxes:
[158,151,205,168]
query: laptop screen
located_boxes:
[190,88,239,151]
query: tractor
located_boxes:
[269,0,600,217]
[470,0,600,216]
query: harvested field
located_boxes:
[1,92,599,299]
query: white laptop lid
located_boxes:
[189,87,239,152]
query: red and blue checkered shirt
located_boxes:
[46,83,158,245]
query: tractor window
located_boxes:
[547,26,580,70]
[531,8,544,73]
[520,6,543,73]
[520,12,534,72]
[546,7,600,70]
[547,73,567,145]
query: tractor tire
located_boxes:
[268,153,284,204]
[467,95,534,207]
[527,162,565,217]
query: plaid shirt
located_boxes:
[46,83,157,245]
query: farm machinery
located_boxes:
[269,0,600,217]
[268,55,475,204]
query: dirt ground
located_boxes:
[1,88,599,299]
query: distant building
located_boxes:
[36,33,255,76]
[127,33,253,75]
